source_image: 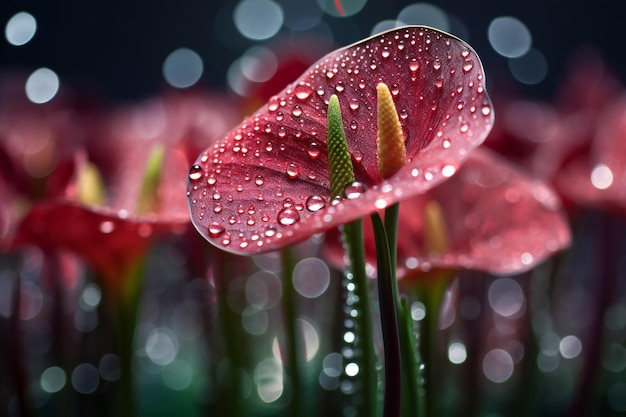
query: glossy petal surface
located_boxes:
[324,149,571,277]
[188,26,494,254]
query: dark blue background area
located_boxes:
[1,0,625,102]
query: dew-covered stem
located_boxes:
[342,219,378,417]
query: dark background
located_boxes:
[2,0,625,103]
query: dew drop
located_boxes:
[399,109,408,120]
[344,182,368,199]
[305,195,326,212]
[353,151,363,163]
[292,105,303,117]
[286,163,300,179]
[381,47,391,58]
[335,82,345,93]
[208,222,225,238]
[481,105,492,116]
[255,175,265,186]
[350,120,358,130]
[409,59,420,72]
[189,165,203,181]
[213,204,222,213]
[442,139,451,148]
[268,98,279,112]
[277,207,300,226]
[434,78,444,89]
[294,83,313,100]
[433,59,442,70]
[390,84,400,95]
[325,70,335,79]
[358,80,366,89]
[276,111,284,121]
[308,143,320,159]
[460,122,469,133]
[462,60,474,73]
[461,50,470,58]
[349,99,360,111]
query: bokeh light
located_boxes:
[234,0,284,40]
[25,67,60,104]
[396,3,449,32]
[163,48,204,89]
[5,11,37,46]
[488,16,532,58]
[483,349,514,383]
[71,363,100,394]
[40,367,67,394]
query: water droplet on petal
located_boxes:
[350,120,358,130]
[349,99,360,110]
[189,165,202,181]
[278,207,300,226]
[255,175,265,186]
[481,104,492,116]
[294,83,313,100]
[305,195,326,212]
[433,59,442,70]
[381,47,391,58]
[344,182,368,199]
[462,60,474,72]
[286,163,300,179]
[292,105,303,117]
[308,143,320,159]
[409,59,420,72]
[208,222,225,237]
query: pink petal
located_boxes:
[188,26,494,254]
[324,149,571,277]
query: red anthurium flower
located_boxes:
[554,95,626,215]
[323,148,571,278]
[188,26,494,254]
[11,91,234,296]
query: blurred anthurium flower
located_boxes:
[188,26,494,254]
[324,148,571,278]
[555,95,626,214]
[11,92,236,296]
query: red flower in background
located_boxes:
[11,91,238,295]
[323,148,571,278]
[485,49,625,215]
[188,26,494,254]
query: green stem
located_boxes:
[213,252,247,417]
[111,259,146,417]
[280,248,303,417]
[414,271,452,417]
[371,212,401,417]
[342,219,378,417]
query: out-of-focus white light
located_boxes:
[281,0,323,30]
[254,358,283,403]
[293,257,330,298]
[345,362,359,377]
[488,278,525,317]
[448,342,467,364]
[71,363,100,394]
[5,12,37,46]
[559,335,582,359]
[241,305,269,335]
[590,164,613,190]
[163,48,204,89]
[508,48,548,85]
[397,3,449,32]
[240,46,278,83]
[483,349,514,383]
[411,301,426,321]
[145,328,178,366]
[41,366,67,393]
[488,16,532,58]
[25,68,59,104]
[234,0,284,40]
